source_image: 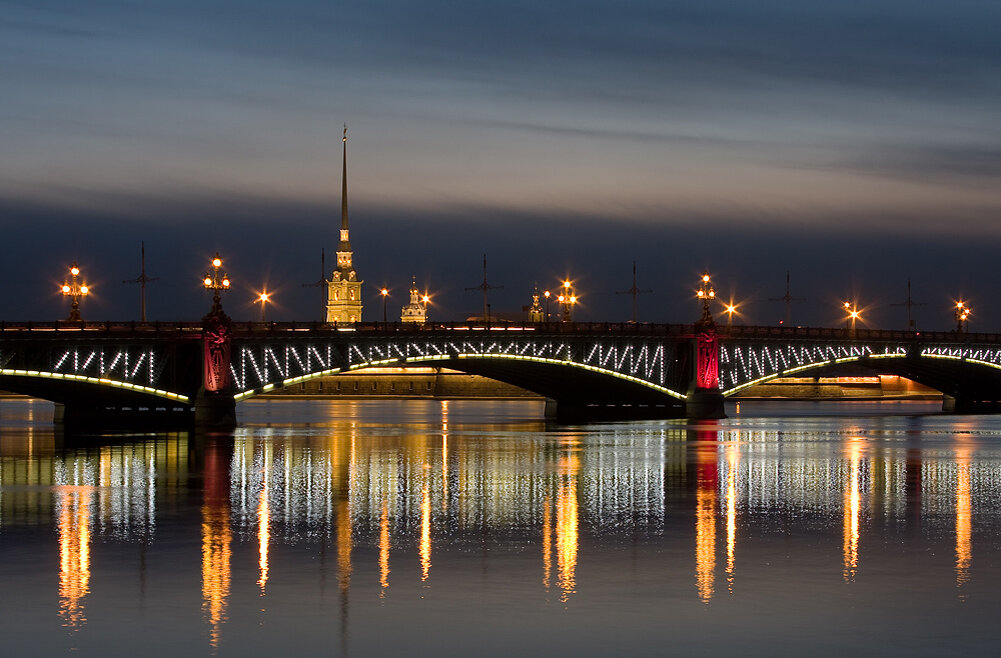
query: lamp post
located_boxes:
[955,301,971,333]
[558,279,576,323]
[543,290,551,321]
[61,262,90,322]
[257,291,270,322]
[381,288,389,323]
[203,252,231,314]
[422,293,430,323]
[724,303,737,327]
[843,300,861,337]
[695,272,715,329]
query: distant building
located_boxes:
[326,127,363,324]
[401,277,428,324]
[527,287,544,322]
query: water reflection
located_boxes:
[555,448,579,603]
[257,441,271,595]
[694,429,717,603]
[3,400,1001,653]
[843,438,863,583]
[57,484,92,628]
[956,440,972,594]
[725,442,738,594]
[201,441,232,650]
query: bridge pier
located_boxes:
[686,325,726,419]
[194,392,237,428]
[685,389,726,420]
[196,307,237,429]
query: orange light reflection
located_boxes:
[956,442,972,593]
[842,439,862,583]
[420,482,432,582]
[201,503,231,649]
[555,453,579,603]
[257,466,270,594]
[58,488,93,629]
[379,499,391,596]
[542,495,552,591]
[725,443,738,594]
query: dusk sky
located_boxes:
[2,0,1000,328]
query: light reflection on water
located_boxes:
[1,398,1001,656]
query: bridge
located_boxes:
[3,317,1001,426]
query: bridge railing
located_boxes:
[0,321,204,334]
[1,320,998,344]
[719,325,1001,343]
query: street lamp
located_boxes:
[558,279,576,322]
[695,272,715,329]
[203,252,231,314]
[843,300,862,336]
[381,288,389,323]
[543,290,551,321]
[256,291,271,322]
[61,262,90,322]
[955,301,971,333]
[723,303,737,327]
[422,293,431,322]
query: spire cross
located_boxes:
[768,271,806,325]
[122,241,159,322]
[889,278,927,330]
[615,261,652,323]
[465,254,503,321]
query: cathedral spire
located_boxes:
[340,124,350,246]
[326,124,363,323]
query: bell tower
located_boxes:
[326,125,364,323]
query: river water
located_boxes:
[1,397,999,656]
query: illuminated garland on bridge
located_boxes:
[720,341,1001,396]
[0,368,189,403]
[228,337,676,399]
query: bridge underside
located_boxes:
[0,375,194,429]
[377,357,687,421]
[726,356,1001,413]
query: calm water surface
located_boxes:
[1,398,1000,656]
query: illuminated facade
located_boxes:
[326,127,363,324]
[527,288,544,323]
[400,277,428,324]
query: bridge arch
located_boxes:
[234,353,688,404]
[229,336,692,420]
[0,368,191,406]
[719,343,1001,410]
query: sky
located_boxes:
[2,0,1000,329]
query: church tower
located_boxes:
[400,277,428,324]
[326,126,363,323]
